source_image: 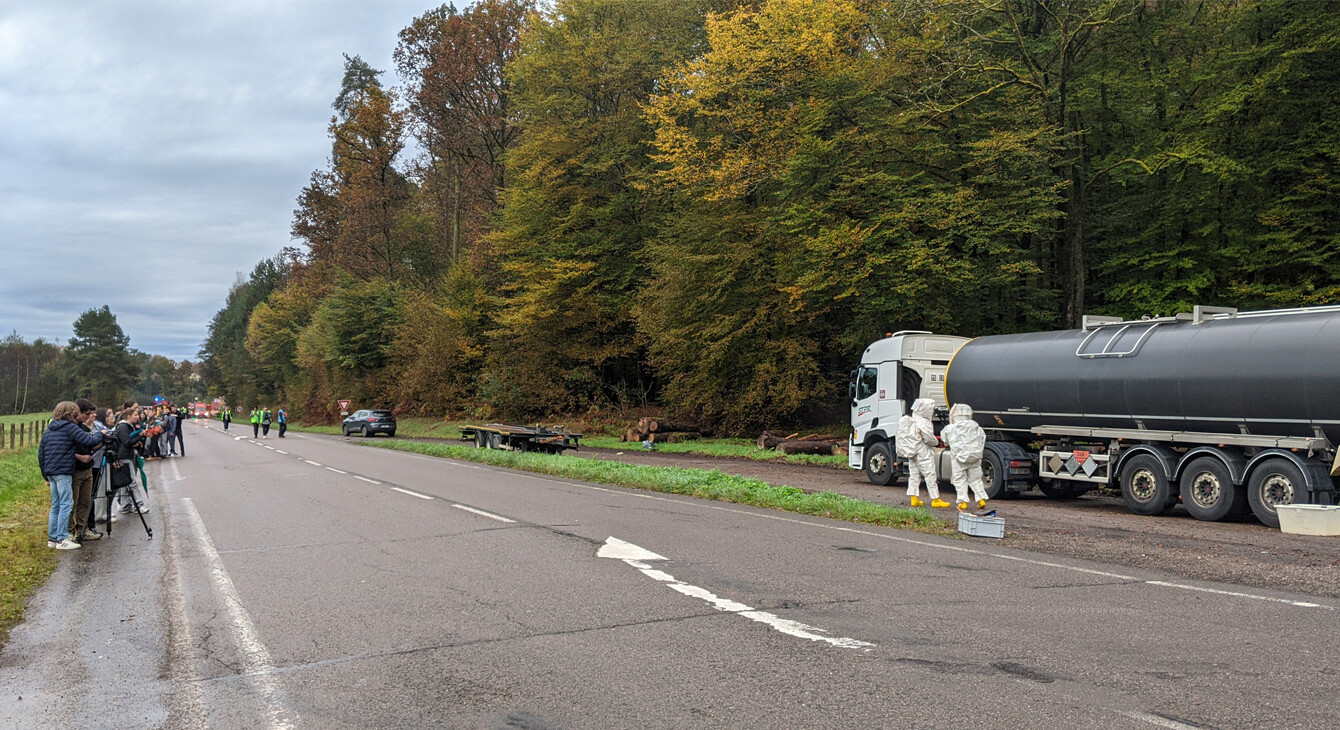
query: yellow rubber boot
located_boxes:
[909,496,923,507]
[930,499,951,508]
[957,501,968,511]
[977,499,988,510]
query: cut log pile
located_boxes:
[756,430,848,456]
[620,418,711,443]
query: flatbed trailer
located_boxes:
[460,423,582,454]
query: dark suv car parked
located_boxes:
[342,409,397,437]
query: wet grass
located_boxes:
[0,447,58,652]
[581,436,850,468]
[367,440,953,536]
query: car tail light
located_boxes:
[368,417,378,423]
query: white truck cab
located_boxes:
[847,332,969,481]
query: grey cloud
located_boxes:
[0,0,440,360]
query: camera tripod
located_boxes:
[97,453,153,539]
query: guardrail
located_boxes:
[2,420,50,451]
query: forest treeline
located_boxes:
[200,0,1340,432]
[2,307,203,415]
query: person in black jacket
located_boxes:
[38,401,109,550]
[112,408,150,515]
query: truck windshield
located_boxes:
[856,367,878,400]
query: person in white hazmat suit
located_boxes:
[895,398,948,508]
[942,403,989,510]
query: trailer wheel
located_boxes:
[1247,458,1306,529]
[488,432,502,450]
[863,442,896,486]
[1178,457,1245,521]
[1120,454,1177,516]
[474,431,487,448]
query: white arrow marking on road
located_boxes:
[599,537,874,650]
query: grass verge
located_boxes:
[367,440,953,536]
[0,412,50,426]
[581,436,849,468]
[0,447,58,652]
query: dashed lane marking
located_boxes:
[325,467,347,474]
[451,504,514,523]
[354,476,380,485]
[276,450,287,455]
[390,487,433,500]
[304,460,321,467]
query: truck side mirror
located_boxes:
[848,382,857,400]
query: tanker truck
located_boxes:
[847,305,1340,528]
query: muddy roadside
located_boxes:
[386,434,1340,598]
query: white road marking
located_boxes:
[264,446,275,450]
[391,487,434,500]
[451,504,514,522]
[182,498,296,729]
[276,450,287,455]
[1121,711,1205,730]
[354,476,380,485]
[304,460,321,466]
[234,436,245,441]
[599,537,874,650]
[170,458,183,482]
[325,467,347,474]
[480,474,1334,612]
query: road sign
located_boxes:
[338,399,351,411]
[235,406,243,414]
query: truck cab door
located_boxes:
[849,366,880,468]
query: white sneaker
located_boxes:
[55,539,82,550]
[109,513,119,523]
[48,540,58,548]
[138,506,150,514]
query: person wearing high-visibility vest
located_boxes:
[250,408,261,438]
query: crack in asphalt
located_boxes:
[195,608,755,684]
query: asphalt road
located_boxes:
[2,421,1337,729]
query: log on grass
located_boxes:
[776,439,841,456]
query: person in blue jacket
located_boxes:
[38,401,110,550]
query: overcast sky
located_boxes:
[0,0,444,361]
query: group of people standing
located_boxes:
[219,406,286,438]
[36,399,183,550]
[896,398,991,512]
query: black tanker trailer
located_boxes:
[849,305,1339,528]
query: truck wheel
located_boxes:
[1247,458,1307,529]
[474,431,487,448]
[981,449,1011,500]
[1120,454,1177,516]
[863,442,896,486]
[1178,457,1245,522]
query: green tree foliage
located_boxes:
[0,333,66,416]
[64,306,139,406]
[205,0,1340,432]
[483,0,713,416]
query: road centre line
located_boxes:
[473,467,1333,611]
[451,504,514,523]
[182,498,296,729]
[325,467,347,474]
[304,460,322,466]
[354,476,380,484]
[1120,711,1204,730]
[276,450,287,455]
[391,487,434,500]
